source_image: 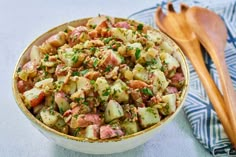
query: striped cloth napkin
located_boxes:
[128,0,236,156]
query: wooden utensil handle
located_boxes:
[215,57,236,135]
[189,51,236,148]
[177,39,236,147]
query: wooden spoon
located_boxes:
[186,7,236,147]
[155,3,236,147]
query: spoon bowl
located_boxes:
[186,7,236,148]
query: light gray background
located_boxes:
[0,0,225,156]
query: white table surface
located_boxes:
[0,0,217,156]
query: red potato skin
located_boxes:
[63,109,72,117]
[84,71,100,80]
[68,26,88,47]
[55,91,67,99]
[114,21,130,29]
[100,125,124,139]
[47,32,66,47]
[91,125,100,139]
[95,21,112,37]
[71,106,80,115]
[77,114,102,128]
[30,92,45,107]
[99,50,121,68]
[17,80,33,93]
[128,80,148,89]
[88,30,98,39]
[55,64,68,76]
[22,61,37,77]
[171,72,185,83]
[166,86,178,94]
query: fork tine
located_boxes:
[180,3,189,13]
[156,6,166,17]
[155,7,167,32]
[167,2,176,13]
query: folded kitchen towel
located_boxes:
[128,0,236,156]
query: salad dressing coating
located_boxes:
[16,15,185,139]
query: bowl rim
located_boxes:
[12,16,190,143]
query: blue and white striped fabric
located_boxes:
[128,0,236,156]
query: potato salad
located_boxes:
[16,15,185,140]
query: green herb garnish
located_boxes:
[44,54,49,61]
[83,101,89,106]
[140,88,153,96]
[102,88,111,96]
[104,37,112,44]
[93,58,99,67]
[135,48,141,60]
[74,127,81,136]
[90,80,95,85]
[80,69,89,76]
[146,107,156,115]
[71,55,78,63]
[59,107,64,114]
[17,67,22,72]
[90,24,97,29]
[72,71,79,76]
[145,59,157,66]
[137,24,143,31]
[90,47,96,53]
[105,65,112,72]
[74,97,85,103]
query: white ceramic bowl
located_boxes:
[12,17,189,154]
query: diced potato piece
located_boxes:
[132,64,149,82]
[40,109,59,127]
[85,124,100,140]
[47,31,67,47]
[30,45,42,65]
[128,80,148,89]
[23,88,45,107]
[76,77,91,92]
[42,60,57,67]
[160,41,173,53]
[55,92,70,114]
[126,43,143,59]
[44,95,56,108]
[35,78,53,89]
[57,76,67,84]
[125,29,137,42]
[145,48,159,61]
[54,117,68,134]
[95,77,110,101]
[147,30,162,44]
[100,125,124,139]
[138,107,160,128]
[111,28,137,43]
[160,52,180,71]
[83,39,104,48]
[59,49,86,68]
[62,80,77,95]
[104,100,124,123]
[70,90,85,101]
[121,121,140,135]
[123,70,133,80]
[151,69,169,94]
[86,15,115,28]
[111,79,129,103]
[160,94,177,115]
[99,50,122,68]
[22,61,37,78]
[18,70,29,81]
